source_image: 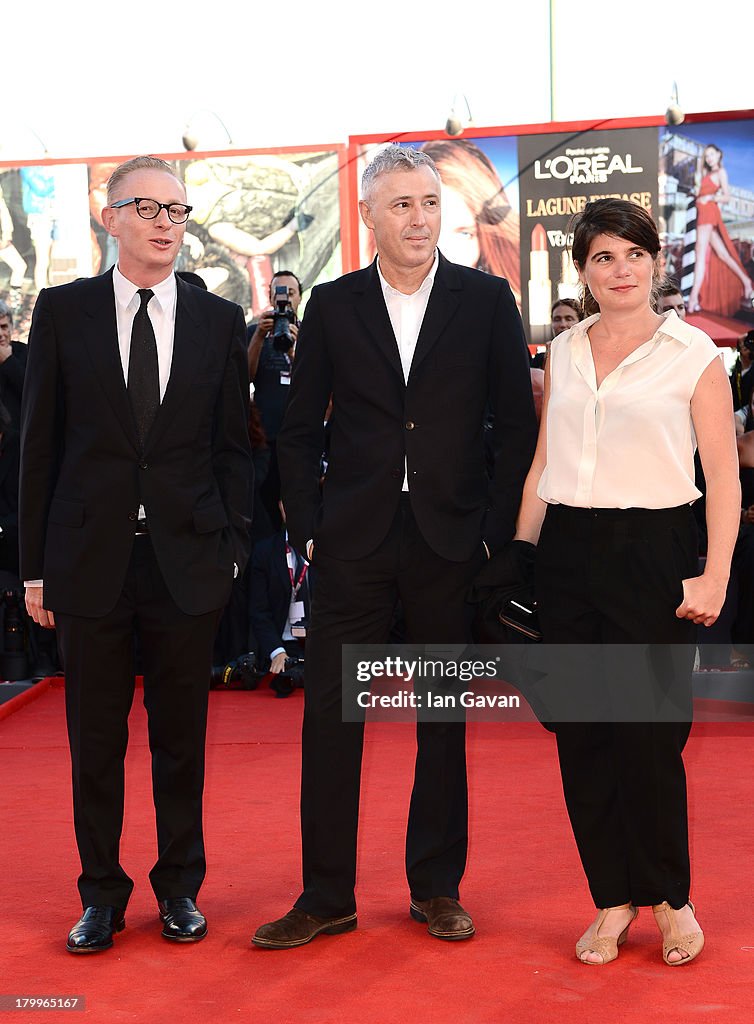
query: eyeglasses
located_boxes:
[110,197,193,224]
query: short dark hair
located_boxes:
[269,270,302,296]
[550,297,582,318]
[657,276,682,299]
[570,199,660,317]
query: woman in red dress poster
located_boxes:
[688,144,754,316]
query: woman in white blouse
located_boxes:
[515,199,740,966]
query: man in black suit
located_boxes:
[253,146,537,949]
[19,156,251,953]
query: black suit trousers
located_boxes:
[536,504,698,910]
[295,496,485,918]
[56,535,221,910]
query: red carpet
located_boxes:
[2,684,754,1023]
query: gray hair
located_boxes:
[106,155,182,206]
[361,146,440,203]
[0,299,12,325]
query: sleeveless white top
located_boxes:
[537,310,722,509]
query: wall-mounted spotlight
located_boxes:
[665,82,684,127]
[445,94,473,137]
[182,110,234,152]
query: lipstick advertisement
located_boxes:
[517,127,659,345]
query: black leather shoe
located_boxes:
[66,906,125,953]
[158,897,207,942]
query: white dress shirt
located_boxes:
[112,264,176,401]
[377,252,438,490]
[538,310,723,509]
[113,265,177,526]
[378,252,438,383]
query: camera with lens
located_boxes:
[269,655,305,698]
[209,651,264,690]
[271,284,297,353]
[744,329,754,354]
[282,655,305,687]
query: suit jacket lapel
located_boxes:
[351,260,404,381]
[82,269,139,451]
[410,252,462,376]
[145,277,205,452]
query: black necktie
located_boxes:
[128,288,160,448]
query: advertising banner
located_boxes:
[0,163,91,338]
[4,116,753,347]
[659,118,754,340]
[517,127,659,345]
[1,147,344,339]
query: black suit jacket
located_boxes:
[277,253,537,562]
[19,270,252,617]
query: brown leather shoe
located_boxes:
[252,908,357,949]
[410,897,475,940]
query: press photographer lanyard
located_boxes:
[286,544,308,598]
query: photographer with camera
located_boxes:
[247,271,302,530]
[249,504,310,698]
[731,329,754,412]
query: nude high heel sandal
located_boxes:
[652,900,704,965]
[575,904,638,965]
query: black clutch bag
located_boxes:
[498,590,542,642]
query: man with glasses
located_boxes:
[19,156,251,953]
